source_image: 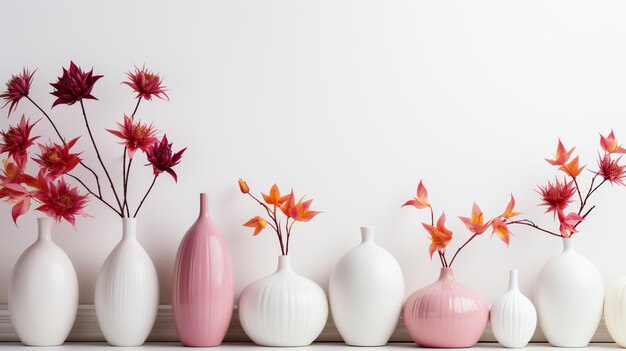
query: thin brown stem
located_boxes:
[437,251,445,267]
[246,193,285,255]
[507,219,563,237]
[133,175,157,217]
[27,96,102,197]
[131,98,142,117]
[571,176,584,209]
[448,234,478,267]
[578,175,598,215]
[574,205,596,229]
[123,152,133,217]
[67,174,122,216]
[285,219,295,255]
[80,100,124,214]
[122,147,127,215]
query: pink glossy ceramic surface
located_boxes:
[403,267,489,348]
[172,193,234,347]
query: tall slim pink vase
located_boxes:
[403,267,489,348]
[172,193,234,347]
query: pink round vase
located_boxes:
[403,267,489,348]
[172,193,234,347]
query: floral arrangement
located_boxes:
[238,179,320,255]
[403,181,518,267]
[505,131,625,238]
[0,62,186,225]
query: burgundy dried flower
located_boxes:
[596,153,626,186]
[106,114,159,157]
[146,135,186,182]
[33,137,82,179]
[123,65,168,101]
[0,115,39,168]
[0,68,35,116]
[34,174,90,227]
[538,178,576,214]
[50,61,103,108]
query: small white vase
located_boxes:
[238,255,328,346]
[490,269,537,348]
[604,276,626,347]
[329,226,404,346]
[534,237,604,347]
[95,218,159,346]
[9,218,79,346]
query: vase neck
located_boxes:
[277,255,292,272]
[438,267,454,281]
[563,237,575,252]
[508,269,519,291]
[122,217,137,240]
[199,193,209,218]
[360,226,375,244]
[37,218,52,242]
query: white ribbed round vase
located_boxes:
[604,276,626,347]
[9,218,78,346]
[534,237,604,347]
[95,218,159,346]
[329,226,404,346]
[238,255,328,346]
[490,269,537,348]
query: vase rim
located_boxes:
[277,255,292,272]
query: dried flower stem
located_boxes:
[122,98,143,217]
[133,175,157,218]
[131,98,142,118]
[80,100,124,214]
[246,193,285,255]
[26,96,104,198]
[67,174,122,215]
[448,233,478,267]
[506,218,562,237]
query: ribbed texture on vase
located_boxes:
[491,291,537,348]
[605,276,626,347]
[9,220,78,346]
[534,240,604,348]
[95,239,159,346]
[238,267,328,346]
[172,215,234,347]
[329,228,404,346]
[403,268,489,348]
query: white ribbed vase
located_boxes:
[604,276,626,347]
[238,255,328,346]
[9,218,78,346]
[490,269,537,348]
[329,227,404,346]
[95,218,159,346]
[534,237,604,347]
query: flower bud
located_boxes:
[238,178,249,193]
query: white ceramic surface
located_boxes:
[490,269,537,348]
[329,226,404,346]
[9,218,79,346]
[238,255,328,347]
[534,237,604,347]
[94,218,159,346]
[604,276,626,347]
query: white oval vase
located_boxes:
[238,255,328,346]
[534,237,604,347]
[490,269,537,348]
[604,276,626,347]
[9,218,79,346]
[95,218,159,346]
[329,226,404,346]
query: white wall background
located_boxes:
[1,0,626,305]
